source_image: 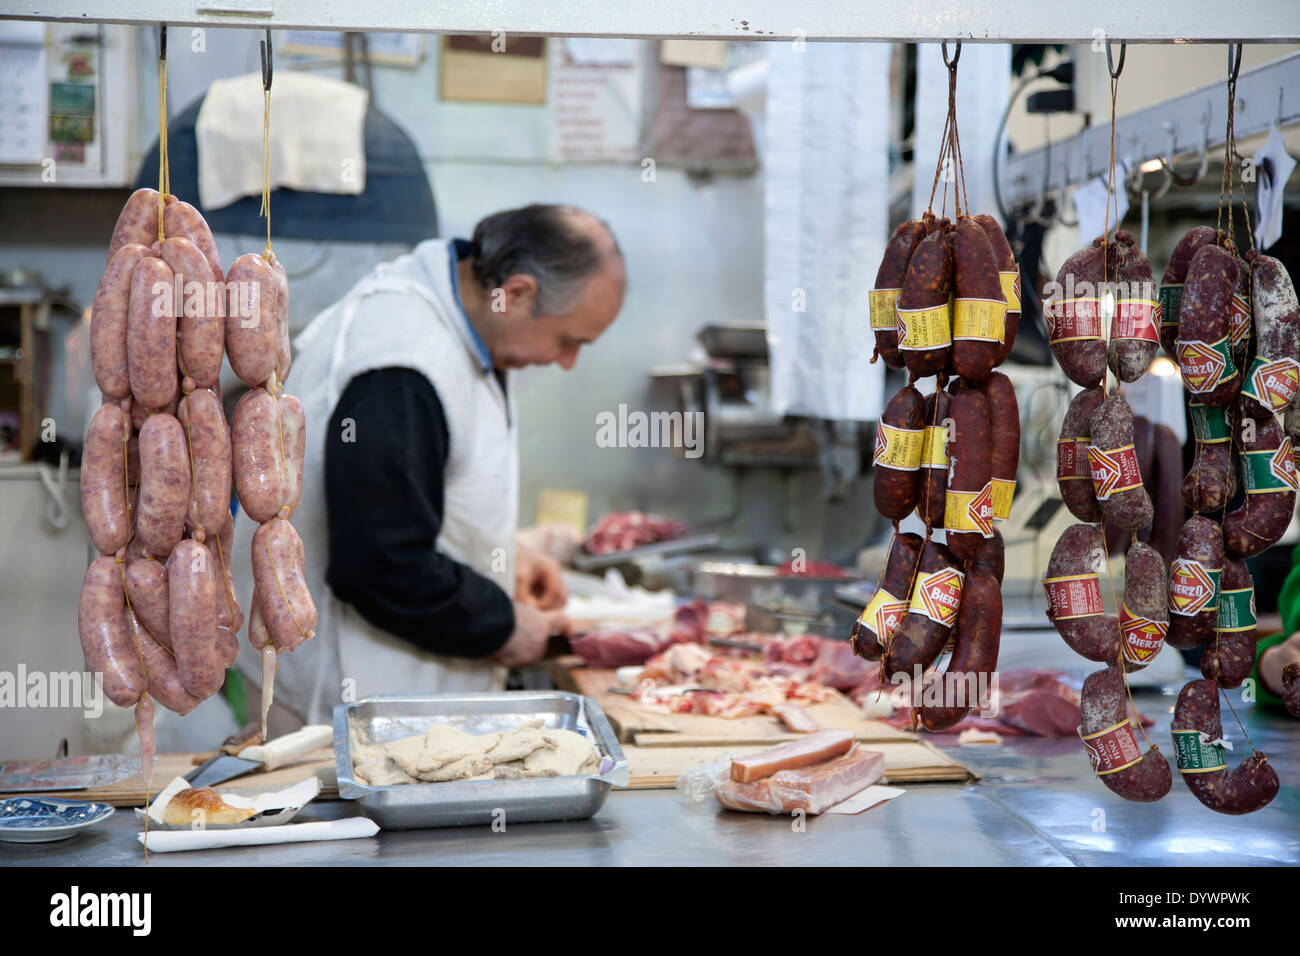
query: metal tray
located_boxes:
[334,692,629,830]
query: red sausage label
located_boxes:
[1046,297,1104,344]
[859,588,908,643]
[1056,436,1092,480]
[908,567,964,628]
[1111,298,1159,343]
[1088,443,1143,500]
[1177,336,1237,394]
[1229,292,1251,349]
[1168,559,1221,616]
[1043,572,1105,620]
[1241,356,1300,412]
[1080,718,1143,775]
[1120,603,1168,665]
[1241,442,1299,494]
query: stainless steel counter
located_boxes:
[5,677,1299,867]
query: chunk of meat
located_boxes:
[417,725,500,774]
[730,729,855,783]
[716,745,885,815]
[772,702,821,733]
[523,729,598,776]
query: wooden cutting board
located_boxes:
[548,656,912,744]
[620,739,974,789]
[0,749,337,808]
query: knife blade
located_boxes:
[183,725,332,789]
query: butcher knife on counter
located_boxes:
[184,725,333,789]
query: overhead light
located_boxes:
[1139,158,1164,174]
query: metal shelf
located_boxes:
[5,0,1300,41]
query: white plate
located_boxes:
[0,797,115,843]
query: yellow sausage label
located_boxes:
[952,297,1007,343]
[1000,270,1021,312]
[858,588,908,642]
[944,483,994,537]
[908,566,964,628]
[991,477,1016,520]
[873,422,924,471]
[897,303,952,351]
[919,424,949,469]
[869,288,902,331]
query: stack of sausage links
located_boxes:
[80,187,316,784]
[1046,225,1294,812]
[851,210,1020,732]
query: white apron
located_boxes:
[231,240,516,724]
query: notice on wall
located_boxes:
[0,23,48,165]
[548,38,642,162]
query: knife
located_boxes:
[183,725,333,789]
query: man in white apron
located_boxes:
[231,204,626,730]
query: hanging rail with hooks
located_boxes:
[998,50,1300,211]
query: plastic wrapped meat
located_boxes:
[715,745,884,815]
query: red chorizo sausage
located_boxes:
[883,539,963,680]
[870,218,930,369]
[943,386,993,561]
[896,226,953,378]
[850,531,922,662]
[973,213,1019,366]
[950,216,1006,382]
[1183,402,1236,514]
[981,371,1019,522]
[919,567,1001,731]
[872,385,925,521]
[916,388,949,527]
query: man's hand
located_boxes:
[493,603,570,668]
[1260,631,1300,696]
[514,544,569,611]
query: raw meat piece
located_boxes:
[716,745,884,815]
[730,729,855,782]
[583,511,688,555]
[772,703,820,733]
[807,640,872,691]
[998,689,1082,736]
[570,627,675,668]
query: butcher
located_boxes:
[232,204,627,731]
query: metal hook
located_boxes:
[1159,109,1210,187]
[942,41,961,70]
[1106,41,1126,80]
[1228,43,1242,85]
[260,29,273,91]
[159,22,166,61]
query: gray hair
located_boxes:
[468,204,620,315]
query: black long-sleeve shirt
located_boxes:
[324,366,515,658]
